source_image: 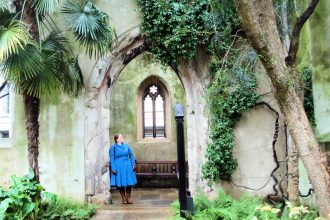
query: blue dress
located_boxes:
[109,143,137,187]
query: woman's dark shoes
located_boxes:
[120,192,128,204]
[121,196,128,204]
[126,194,133,204]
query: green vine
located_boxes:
[137,0,258,181]
[300,66,315,127]
[136,0,212,64]
[202,50,259,181]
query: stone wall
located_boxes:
[216,63,287,199]
[310,1,330,142]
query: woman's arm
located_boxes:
[109,145,116,173]
[128,145,136,169]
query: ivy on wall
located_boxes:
[300,66,315,127]
[202,51,259,181]
[137,0,212,65]
[137,0,258,182]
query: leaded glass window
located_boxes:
[143,85,165,138]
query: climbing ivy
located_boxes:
[137,0,212,65]
[202,50,259,181]
[300,66,315,127]
[137,0,258,181]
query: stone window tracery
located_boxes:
[143,84,165,138]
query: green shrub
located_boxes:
[39,194,96,220]
[0,171,43,219]
[0,172,97,220]
[169,190,319,220]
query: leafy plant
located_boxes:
[169,190,319,220]
[137,0,213,65]
[281,202,319,220]
[0,173,97,220]
[61,0,115,59]
[202,49,259,181]
[39,196,96,220]
[300,66,315,127]
[0,170,44,219]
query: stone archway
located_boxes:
[84,27,211,204]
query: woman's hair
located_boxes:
[114,134,121,143]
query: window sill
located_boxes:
[0,138,12,148]
[137,137,172,144]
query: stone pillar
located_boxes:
[177,51,211,194]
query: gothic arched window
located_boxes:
[143,84,165,138]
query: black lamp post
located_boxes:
[174,104,187,218]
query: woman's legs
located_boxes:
[118,187,127,204]
[125,186,133,204]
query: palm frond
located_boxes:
[28,0,60,16]
[42,28,69,53]
[21,65,59,97]
[62,57,84,97]
[0,19,30,62]
[2,31,84,98]
[61,0,114,58]
[1,42,43,86]
[0,7,16,26]
[20,32,84,98]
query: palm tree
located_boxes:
[0,0,114,182]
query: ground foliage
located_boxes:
[0,172,96,220]
[137,0,258,181]
[169,190,319,220]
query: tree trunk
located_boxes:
[23,91,40,182]
[233,0,330,217]
[280,0,300,205]
[22,4,41,182]
[288,138,300,206]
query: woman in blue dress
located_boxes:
[109,134,137,204]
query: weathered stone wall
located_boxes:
[216,62,287,199]
[0,95,29,187]
[309,1,330,142]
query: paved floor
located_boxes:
[91,188,178,220]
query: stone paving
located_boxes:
[91,188,178,220]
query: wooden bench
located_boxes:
[135,160,188,188]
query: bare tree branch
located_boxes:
[285,0,319,66]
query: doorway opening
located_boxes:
[109,53,187,188]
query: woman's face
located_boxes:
[117,134,124,144]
